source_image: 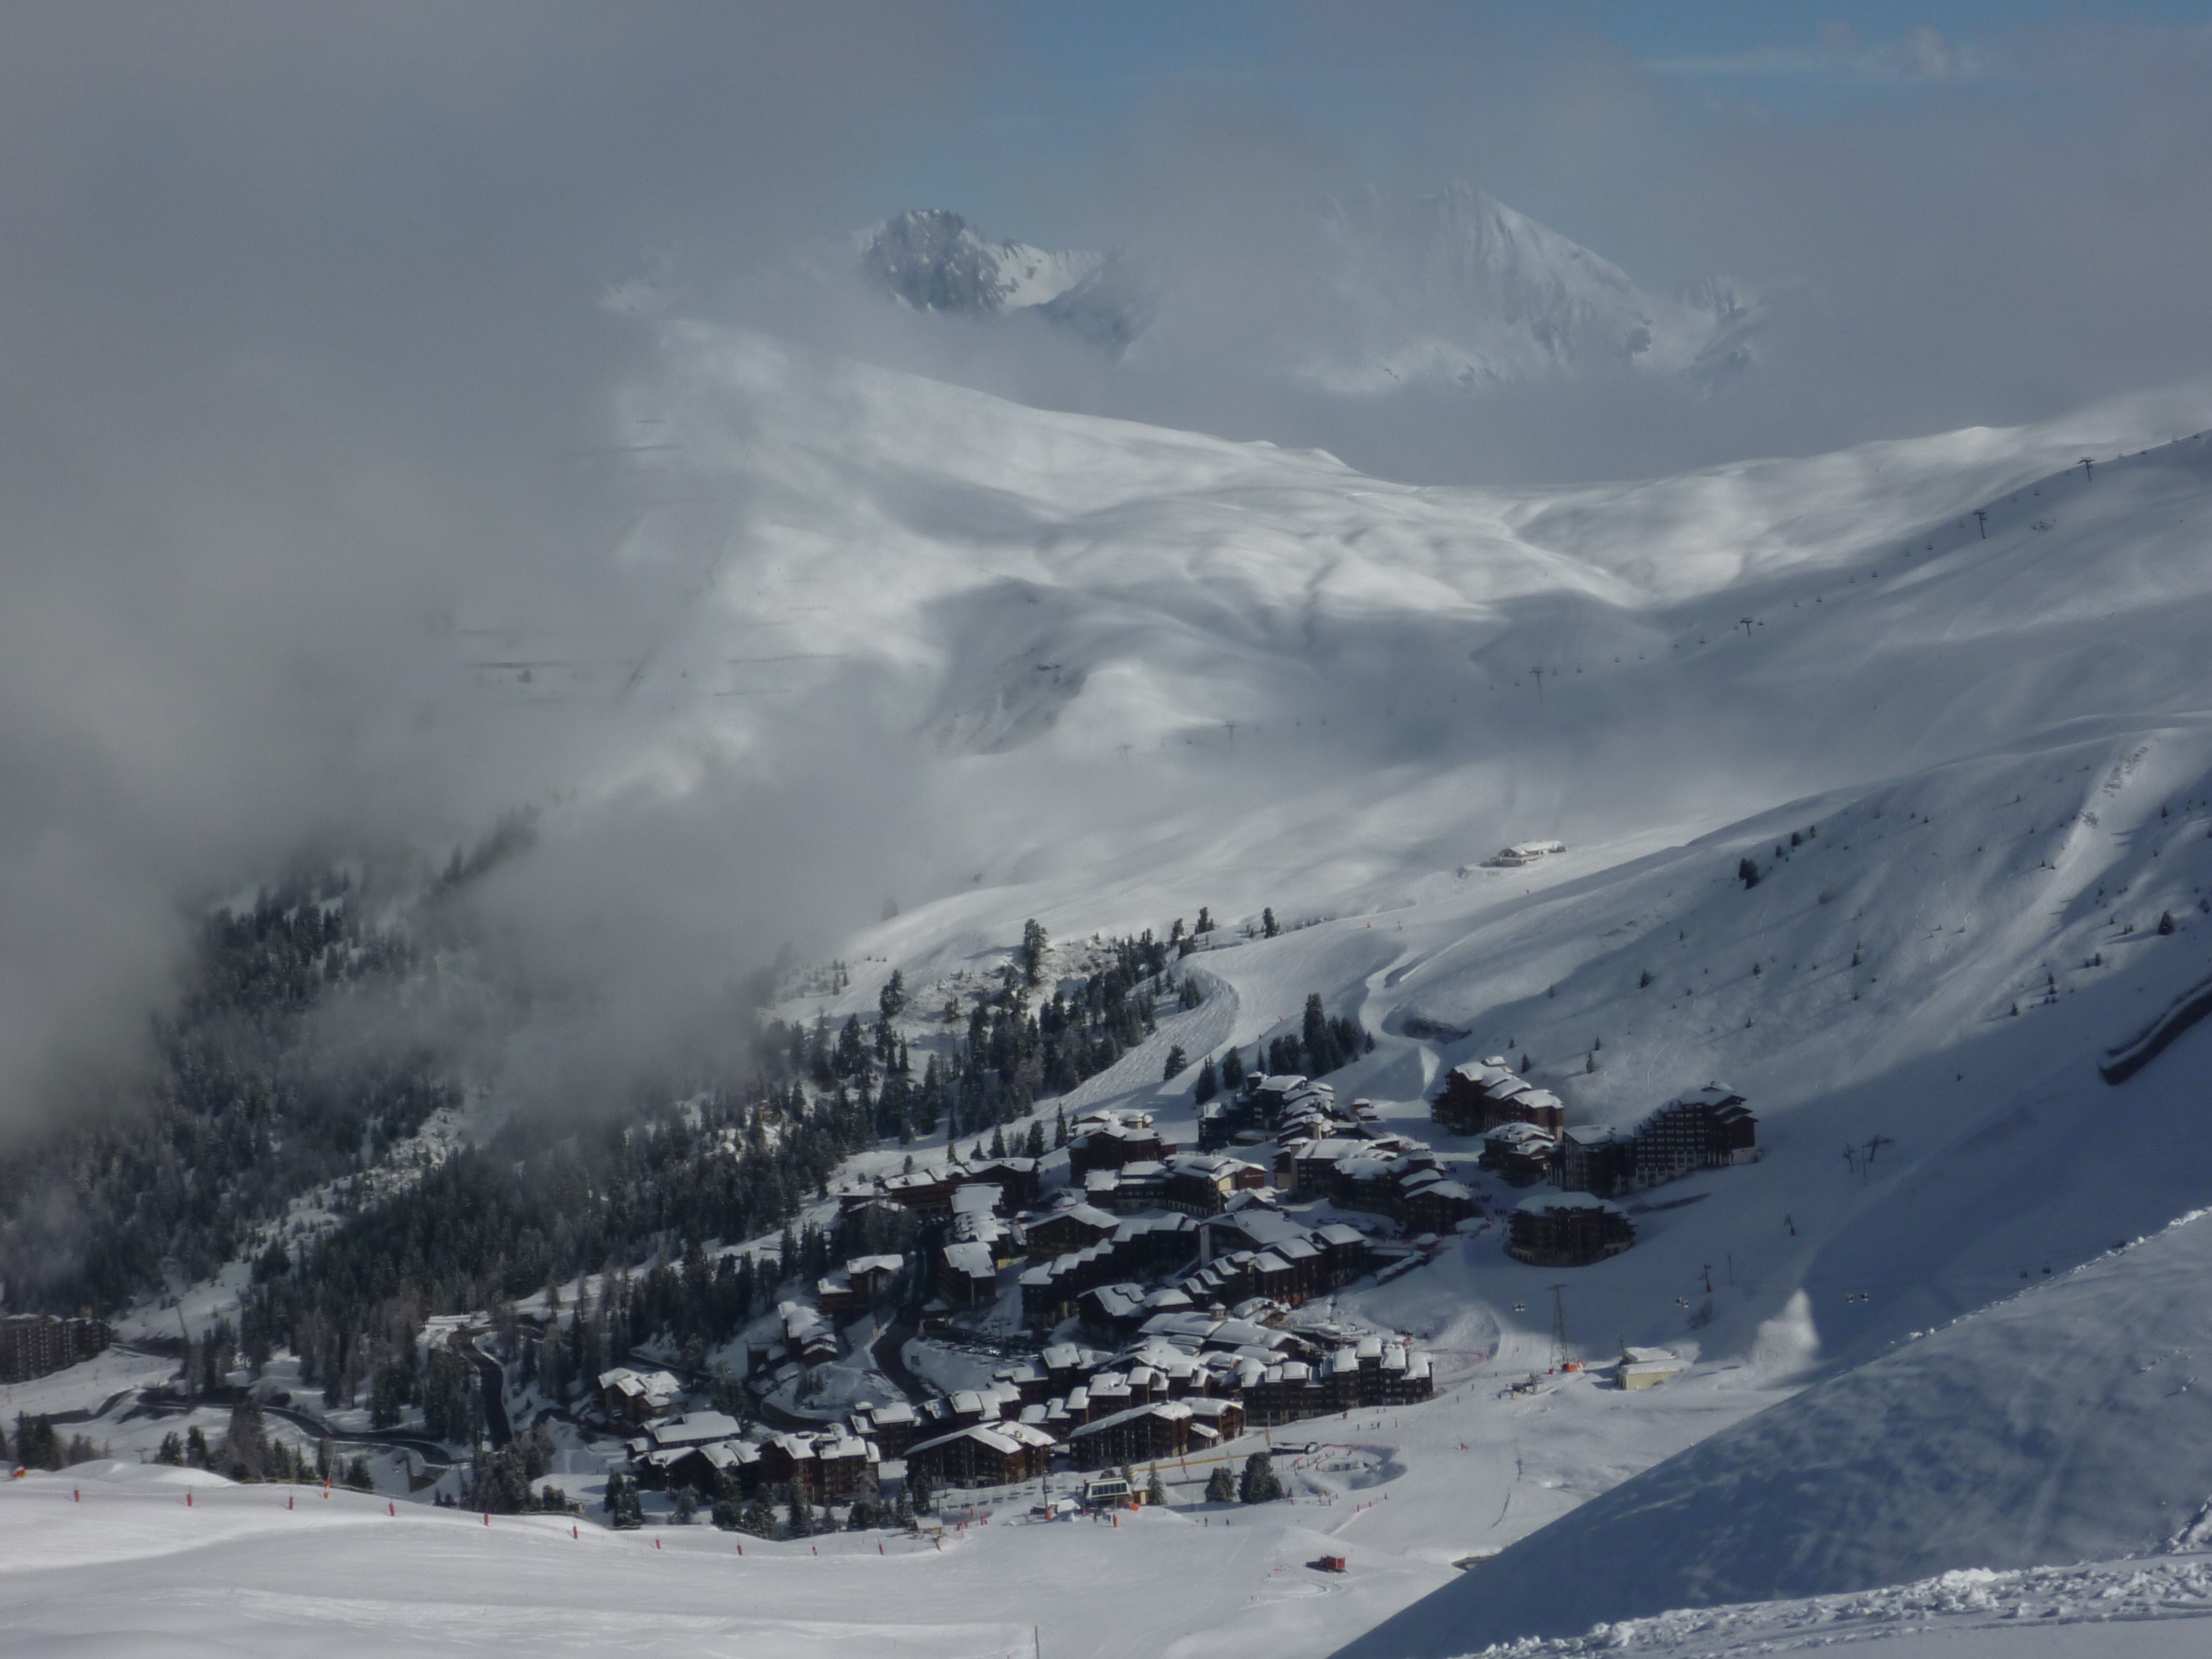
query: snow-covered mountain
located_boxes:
[1304,182,1761,392]
[861,209,1102,316]
[854,186,1762,392]
[858,209,1148,351]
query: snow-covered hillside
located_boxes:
[1342,1206,2212,1654]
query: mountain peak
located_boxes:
[860,209,1103,318]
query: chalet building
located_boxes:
[816,1253,905,1316]
[595,1366,683,1427]
[1067,1401,1193,1468]
[950,1195,1017,1269]
[1182,1395,1246,1448]
[1097,1160,1170,1212]
[1479,1121,1559,1186]
[1507,1193,1635,1267]
[855,1155,1040,1217]
[963,1155,1042,1210]
[1633,1086,1758,1187]
[1431,1059,1565,1135]
[1202,1075,1340,1149]
[779,1300,841,1366]
[1019,1214,1195,1328]
[905,1420,1056,1488]
[813,1432,880,1502]
[1023,1201,1121,1262]
[1557,1124,1635,1198]
[1396,1173,1477,1233]
[1067,1118,1170,1178]
[1184,1211,1367,1311]
[657,1437,751,1495]
[0,1313,110,1385]
[1162,1153,1269,1216]
[937,1242,1000,1309]
[850,1400,919,1457]
[754,1431,819,1498]
[870,1165,966,1215]
[636,1410,742,1454]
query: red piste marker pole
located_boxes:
[388,1502,396,1516]
[186,1492,194,1507]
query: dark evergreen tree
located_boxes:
[1237,1452,1282,1503]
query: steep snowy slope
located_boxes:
[1338,1208,2212,1655]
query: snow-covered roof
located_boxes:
[1515,1191,1626,1214]
[942,1241,998,1278]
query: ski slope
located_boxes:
[1343,1207,2212,1654]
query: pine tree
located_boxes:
[879,970,907,1021]
[1204,1465,1235,1503]
[1220,1046,1244,1091]
[1237,1451,1280,1503]
[1147,1468,1168,1507]
[1193,1057,1218,1104]
[1164,1045,1188,1080]
[1261,907,1279,939]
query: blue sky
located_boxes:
[874,3,2212,242]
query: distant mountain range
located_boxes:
[858,186,1764,393]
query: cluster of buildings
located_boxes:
[1432,1059,1758,1267]
[0,1313,112,1385]
[888,1315,1433,1485]
[608,1304,1437,1499]
[1205,1077,1479,1235]
[621,1404,886,1504]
